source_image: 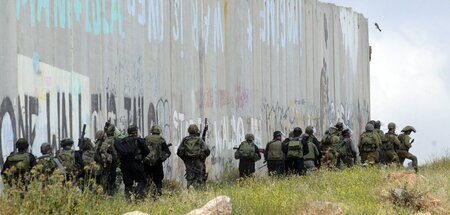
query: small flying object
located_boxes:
[375,23,381,32]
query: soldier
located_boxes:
[99,124,119,195]
[381,122,400,165]
[321,127,340,168]
[234,133,261,178]
[264,131,286,176]
[358,124,381,165]
[303,126,321,171]
[34,143,63,178]
[115,125,150,200]
[374,120,386,164]
[177,124,210,189]
[143,125,171,196]
[335,122,344,134]
[1,138,37,188]
[397,126,418,173]
[286,127,309,175]
[334,129,357,169]
[56,138,81,182]
[77,138,99,186]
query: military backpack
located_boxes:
[182,136,202,158]
[144,135,165,166]
[287,138,303,159]
[360,133,377,152]
[237,141,255,160]
[334,139,350,157]
[96,139,114,167]
[57,150,76,173]
[8,152,31,173]
[381,134,394,151]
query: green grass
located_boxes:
[2,159,450,215]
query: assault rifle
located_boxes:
[201,118,208,182]
[78,124,87,147]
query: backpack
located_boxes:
[381,134,393,151]
[321,134,332,148]
[36,155,56,174]
[397,134,409,150]
[8,152,31,172]
[82,149,96,166]
[360,133,377,152]
[96,139,114,167]
[56,150,76,173]
[115,138,138,157]
[144,135,164,166]
[182,137,202,158]
[334,139,350,157]
[237,141,255,160]
[287,138,303,158]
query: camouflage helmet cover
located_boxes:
[60,138,74,147]
[95,130,106,140]
[305,126,314,135]
[188,124,199,134]
[374,120,381,129]
[151,125,162,134]
[335,122,344,130]
[16,138,29,150]
[40,143,53,154]
[273,130,282,138]
[387,122,396,130]
[401,125,416,133]
[245,133,255,141]
[365,123,374,132]
[79,138,93,150]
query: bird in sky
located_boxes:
[375,23,381,32]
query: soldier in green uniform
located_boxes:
[397,126,418,173]
[321,127,340,168]
[358,124,381,165]
[143,125,171,196]
[264,131,286,176]
[99,124,119,195]
[56,138,81,182]
[374,120,386,164]
[177,124,210,189]
[1,138,36,188]
[335,129,357,169]
[302,132,321,172]
[34,143,63,179]
[285,127,309,175]
[381,122,400,165]
[234,133,261,178]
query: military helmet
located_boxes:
[105,124,116,135]
[335,122,344,130]
[401,125,416,133]
[328,126,338,134]
[40,143,53,154]
[273,130,282,138]
[151,125,162,134]
[368,120,376,125]
[387,122,396,130]
[342,128,351,136]
[374,120,381,129]
[188,124,199,135]
[79,138,93,150]
[95,130,106,140]
[245,133,255,141]
[305,126,314,135]
[60,138,74,147]
[127,125,138,134]
[293,127,302,137]
[365,123,374,132]
[16,138,29,150]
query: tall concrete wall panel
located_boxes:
[0,0,370,180]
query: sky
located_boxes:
[320,0,450,164]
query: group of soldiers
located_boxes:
[1,119,417,200]
[234,120,418,178]
[1,121,209,201]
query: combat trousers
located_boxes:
[360,151,379,165]
[397,150,418,172]
[383,150,399,165]
[120,160,148,200]
[286,158,305,175]
[238,159,256,178]
[144,161,164,196]
[267,160,285,176]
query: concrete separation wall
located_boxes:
[0,0,370,181]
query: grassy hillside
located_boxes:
[1,158,450,215]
